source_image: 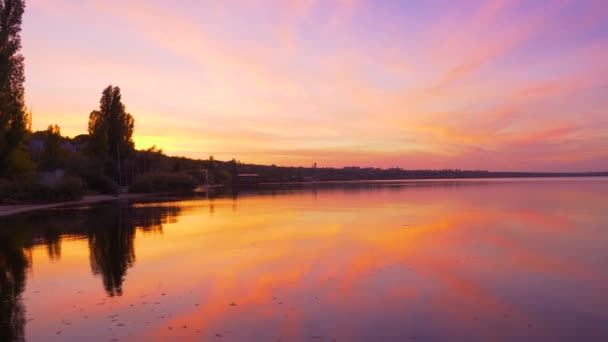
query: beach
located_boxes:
[0,193,151,217]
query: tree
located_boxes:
[87,85,135,183]
[0,0,27,178]
[38,124,64,171]
[228,158,239,183]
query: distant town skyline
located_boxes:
[23,0,608,171]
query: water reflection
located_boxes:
[0,199,183,339]
[43,227,62,261]
[85,203,180,296]
[87,207,136,297]
[0,237,28,342]
[0,179,607,341]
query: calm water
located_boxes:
[1,178,607,341]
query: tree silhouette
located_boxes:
[87,85,135,183]
[86,202,181,296]
[0,0,27,177]
[0,199,182,299]
[43,226,62,261]
[0,236,28,342]
[38,124,64,171]
[87,205,136,297]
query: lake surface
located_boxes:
[1,178,607,341]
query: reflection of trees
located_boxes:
[43,227,62,261]
[87,206,135,297]
[0,199,183,340]
[85,202,181,296]
[0,237,28,342]
[0,198,183,308]
[128,204,181,234]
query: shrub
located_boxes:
[0,180,18,203]
[21,182,52,202]
[0,176,84,203]
[87,174,119,195]
[130,172,197,193]
[0,180,45,203]
[5,149,35,178]
[54,176,85,201]
[213,169,233,185]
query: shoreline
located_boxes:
[257,175,608,186]
[3,175,607,217]
[0,193,153,218]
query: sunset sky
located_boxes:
[22,0,608,171]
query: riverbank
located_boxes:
[0,193,153,217]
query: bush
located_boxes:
[54,176,85,201]
[0,180,44,203]
[24,182,53,202]
[87,174,119,195]
[0,180,18,203]
[213,169,233,185]
[130,172,197,193]
[5,149,35,178]
[0,176,84,203]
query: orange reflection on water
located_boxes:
[2,179,607,341]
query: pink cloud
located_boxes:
[22,0,608,171]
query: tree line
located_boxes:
[0,0,210,201]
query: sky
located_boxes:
[21,0,608,171]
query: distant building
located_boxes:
[28,138,45,162]
[27,134,85,162]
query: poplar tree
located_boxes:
[0,0,27,177]
[88,85,135,183]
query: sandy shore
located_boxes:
[0,193,153,217]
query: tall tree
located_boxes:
[88,85,135,183]
[0,0,27,177]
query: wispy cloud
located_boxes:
[23,0,608,171]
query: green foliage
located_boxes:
[59,147,119,194]
[4,148,33,178]
[213,169,232,185]
[87,85,135,182]
[130,172,197,193]
[0,175,84,204]
[53,175,85,200]
[0,0,27,177]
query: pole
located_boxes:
[116,144,121,186]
